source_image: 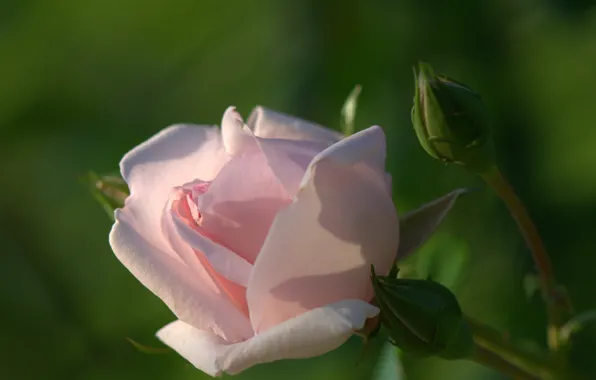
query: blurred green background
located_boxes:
[2,0,596,379]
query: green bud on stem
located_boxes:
[412,62,495,173]
[371,266,474,359]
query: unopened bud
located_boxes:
[412,62,495,173]
[371,267,473,359]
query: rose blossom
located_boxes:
[109,106,399,375]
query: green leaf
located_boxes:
[397,188,468,260]
[340,84,362,135]
[82,171,129,220]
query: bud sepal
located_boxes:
[371,266,474,359]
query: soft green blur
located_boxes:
[2,1,596,379]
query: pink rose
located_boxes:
[109,106,399,375]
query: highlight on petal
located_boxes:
[247,106,342,143]
[247,126,398,332]
[305,125,387,175]
[221,106,256,156]
[156,300,379,376]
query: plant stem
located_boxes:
[472,344,540,380]
[481,166,570,349]
[467,317,556,378]
[466,316,584,379]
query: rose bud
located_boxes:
[371,267,474,359]
[411,62,495,173]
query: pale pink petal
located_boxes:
[305,125,388,175]
[224,107,332,196]
[247,106,342,143]
[221,106,256,156]
[164,194,250,316]
[223,107,329,195]
[110,210,253,342]
[247,126,399,332]
[252,137,329,196]
[170,209,253,287]
[113,125,253,341]
[156,300,378,376]
[120,125,229,255]
[196,151,291,264]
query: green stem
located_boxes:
[481,166,570,350]
[467,317,557,379]
[466,316,587,379]
[472,344,540,380]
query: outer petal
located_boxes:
[110,211,253,342]
[247,126,399,332]
[247,106,342,144]
[156,300,378,376]
[119,125,229,253]
[112,125,253,341]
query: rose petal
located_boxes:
[110,210,253,342]
[223,107,330,195]
[247,106,342,144]
[163,194,250,316]
[156,300,378,376]
[223,107,332,196]
[113,125,253,341]
[221,106,256,156]
[247,126,399,332]
[305,125,388,175]
[196,149,291,264]
[252,137,330,196]
[119,125,229,255]
[170,203,253,287]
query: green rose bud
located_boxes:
[412,62,495,173]
[371,266,474,359]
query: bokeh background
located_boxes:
[2,0,596,379]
